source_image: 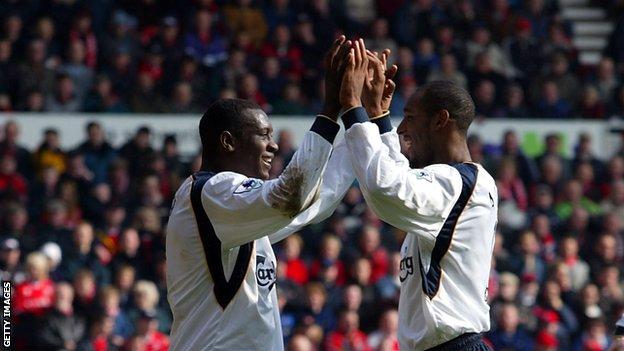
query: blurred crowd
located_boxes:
[3,114,624,351]
[1,0,624,117]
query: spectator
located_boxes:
[578,85,607,119]
[505,17,542,79]
[535,80,572,118]
[15,39,55,104]
[168,81,200,113]
[465,26,517,78]
[128,72,165,113]
[325,310,372,351]
[119,126,155,179]
[592,58,619,102]
[128,280,171,334]
[560,236,590,291]
[0,237,24,283]
[259,24,303,80]
[367,309,399,351]
[260,57,286,103]
[101,10,141,66]
[300,282,336,333]
[33,128,66,177]
[60,222,110,286]
[14,252,55,316]
[496,83,530,118]
[554,179,602,221]
[59,41,94,101]
[77,314,117,351]
[531,53,580,106]
[238,73,269,110]
[133,309,170,351]
[38,282,87,351]
[473,79,498,118]
[366,19,398,64]
[375,252,401,303]
[46,73,81,112]
[0,121,33,178]
[0,155,28,201]
[223,0,268,48]
[280,234,309,285]
[83,74,128,112]
[487,303,535,350]
[355,226,388,284]
[272,83,308,115]
[309,234,347,286]
[427,53,468,90]
[184,10,228,68]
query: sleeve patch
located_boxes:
[234,179,263,194]
[414,169,433,182]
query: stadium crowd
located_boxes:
[2,0,624,351]
[0,0,624,118]
[2,115,624,351]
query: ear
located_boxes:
[433,109,450,130]
[219,131,236,152]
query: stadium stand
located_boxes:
[2,0,624,351]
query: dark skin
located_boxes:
[201,109,278,180]
[353,39,472,168]
[201,36,351,180]
[397,93,472,169]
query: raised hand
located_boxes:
[380,49,398,113]
[321,35,351,120]
[362,51,386,117]
[339,39,369,110]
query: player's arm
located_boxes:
[344,114,462,242]
[203,115,338,249]
[203,37,351,249]
[268,138,355,244]
[340,40,461,243]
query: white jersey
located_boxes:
[166,117,351,351]
[343,108,498,350]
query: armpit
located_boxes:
[269,166,306,218]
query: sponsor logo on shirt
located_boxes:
[399,256,414,282]
[234,179,263,194]
[414,170,433,182]
[256,255,276,291]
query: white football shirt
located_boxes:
[166,117,346,351]
[343,108,498,350]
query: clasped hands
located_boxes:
[321,36,398,121]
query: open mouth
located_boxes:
[261,157,273,168]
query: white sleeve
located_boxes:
[268,137,355,243]
[201,117,340,249]
[267,127,404,244]
[343,108,462,244]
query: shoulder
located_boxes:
[201,171,265,196]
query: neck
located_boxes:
[432,132,472,165]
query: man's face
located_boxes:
[235,109,279,180]
[397,94,433,168]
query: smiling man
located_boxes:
[165,36,359,351]
[340,40,498,351]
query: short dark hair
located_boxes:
[199,98,262,155]
[419,80,475,133]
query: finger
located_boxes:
[333,40,352,71]
[353,40,362,67]
[385,64,398,80]
[360,39,368,68]
[384,79,396,94]
[324,35,345,68]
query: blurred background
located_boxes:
[2,0,624,350]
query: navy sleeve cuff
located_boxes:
[371,115,392,134]
[341,107,369,130]
[310,115,340,143]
